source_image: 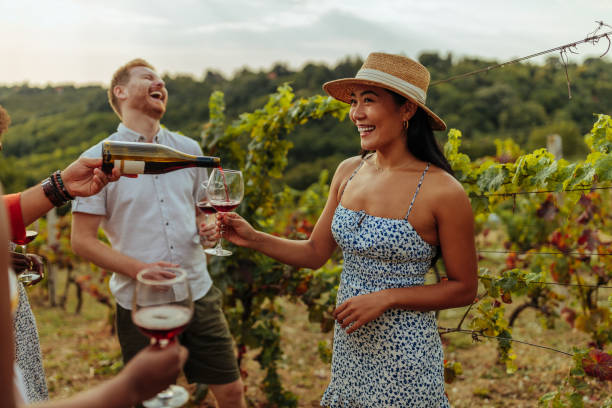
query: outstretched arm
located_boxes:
[33,343,188,408]
[217,158,360,269]
[17,157,122,228]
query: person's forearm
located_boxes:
[18,185,55,227]
[386,279,478,312]
[72,236,144,279]
[247,231,330,269]
[30,373,139,408]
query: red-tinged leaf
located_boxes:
[501,291,512,304]
[582,349,612,381]
[561,307,576,327]
[577,229,599,250]
[536,197,559,220]
[578,193,592,208]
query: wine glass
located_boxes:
[132,266,194,408]
[204,168,244,257]
[14,230,43,286]
[196,181,218,249]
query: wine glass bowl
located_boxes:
[133,267,193,345]
[204,169,244,257]
[14,230,44,286]
[196,181,217,218]
[133,266,193,407]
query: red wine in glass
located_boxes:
[210,200,240,213]
[197,201,218,215]
[14,231,42,286]
[204,168,243,257]
[13,230,38,246]
[133,266,193,408]
[133,305,192,342]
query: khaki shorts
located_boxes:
[116,285,240,385]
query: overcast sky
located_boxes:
[1,0,611,86]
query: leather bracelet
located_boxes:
[41,177,68,207]
[52,170,74,200]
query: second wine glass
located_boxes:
[204,168,244,257]
[196,181,218,251]
[132,266,193,408]
[14,230,43,286]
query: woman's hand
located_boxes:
[216,212,260,248]
[61,157,124,198]
[333,291,390,334]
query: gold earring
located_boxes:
[403,120,408,130]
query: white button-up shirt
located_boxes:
[72,124,211,309]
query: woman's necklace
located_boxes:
[371,153,413,172]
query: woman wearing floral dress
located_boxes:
[212,52,478,407]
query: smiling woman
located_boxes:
[213,52,478,408]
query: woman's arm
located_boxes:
[219,157,360,269]
[18,158,121,228]
[0,191,19,408]
[334,175,478,333]
[32,343,188,408]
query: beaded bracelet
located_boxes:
[51,170,75,201]
[41,177,68,207]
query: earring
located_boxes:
[402,120,408,130]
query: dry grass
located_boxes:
[28,272,611,408]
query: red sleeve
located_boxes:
[3,193,26,244]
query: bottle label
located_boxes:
[119,160,145,174]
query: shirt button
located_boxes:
[160,199,164,203]
[170,246,174,250]
[155,176,158,179]
[165,222,169,226]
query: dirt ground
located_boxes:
[28,282,611,407]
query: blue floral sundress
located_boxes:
[321,161,450,408]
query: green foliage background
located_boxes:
[1,53,611,193]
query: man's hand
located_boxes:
[198,221,218,249]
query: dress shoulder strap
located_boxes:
[338,160,365,203]
[404,163,430,220]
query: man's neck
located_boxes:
[121,112,161,142]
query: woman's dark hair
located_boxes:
[361,91,454,177]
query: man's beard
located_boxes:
[130,97,165,120]
[144,104,165,120]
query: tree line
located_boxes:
[0,52,611,193]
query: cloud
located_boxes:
[1,0,610,84]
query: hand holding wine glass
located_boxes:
[204,169,244,257]
[132,266,193,407]
[13,230,44,286]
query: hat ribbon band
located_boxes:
[355,68,426,104]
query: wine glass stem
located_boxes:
[216,219,225,251]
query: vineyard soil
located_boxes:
[28,272,611,407]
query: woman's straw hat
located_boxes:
[323,52,446,131]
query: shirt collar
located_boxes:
[117,123,164,143]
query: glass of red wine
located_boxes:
[196,181,218,248]
[14,230,43,286]
[204,168,244,257]
[132,266,193,408]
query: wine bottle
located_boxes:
[101,141,220,175]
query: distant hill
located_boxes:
[1,53,611,193]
